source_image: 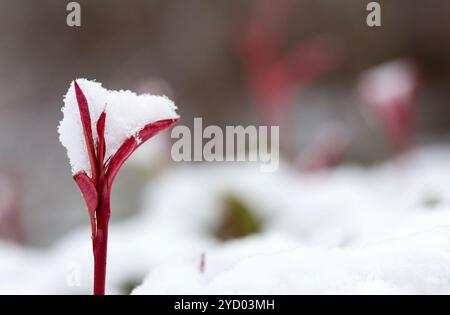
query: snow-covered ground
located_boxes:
[0,145,449,294]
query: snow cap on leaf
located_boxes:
[58,79,179,177]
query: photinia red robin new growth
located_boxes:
[59,79,178,294]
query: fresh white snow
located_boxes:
[0,145,449,294]
[133,229,450,295]
[58,79,178,176]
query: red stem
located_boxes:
[92,181,110,295]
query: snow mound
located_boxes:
[0,145,449,294]
[133,228,450,295]
[58,79,178,176]
[131,146,450,294]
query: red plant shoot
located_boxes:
[358,60,420,154]
[71,81,178,295]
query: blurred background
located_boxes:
[0,0,449,247]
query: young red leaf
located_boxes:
[105,118,178,188]
[74,80,99,182]
[96,111,106,174]
[73,172,98,238]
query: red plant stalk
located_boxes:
[92,180,109,295]
[72,81,178,295]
